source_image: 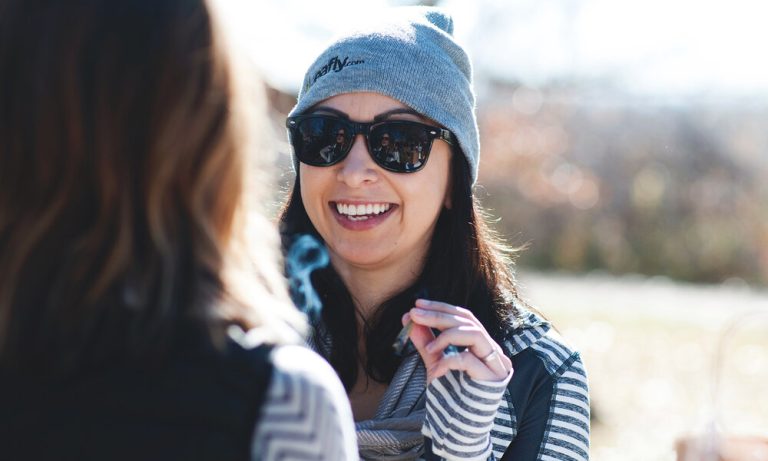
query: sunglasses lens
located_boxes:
[288,116,350,166]
[370,122,431,172]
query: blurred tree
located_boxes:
[477,82,767,286]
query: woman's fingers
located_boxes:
[409,307,473,330]
[428,350,509,382]
[426,333,511,380]
[409,302,490,357]
[407,300,514,381]
[403,300,512,382]
[424,324,489,355]
[415,298,472,317]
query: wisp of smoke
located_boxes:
[286,234,329,321]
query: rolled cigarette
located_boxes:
[392,320,414,355]
[392,320,460,357]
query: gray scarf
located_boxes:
[356,352,427,460]
[308,326,428,461]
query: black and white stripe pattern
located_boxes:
[492,315,590,460]
[423,369,512,460]
[250,345,357,460]
[423,311,590,460]
[538,358,590,460]
[356,353,427,459]
[489,394,517,456]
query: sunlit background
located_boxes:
[218,0,768,459]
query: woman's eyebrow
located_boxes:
[308,106,423,122]
[309,106,349,118]
[373,108,422,122]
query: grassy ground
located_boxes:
[517,271,768,461]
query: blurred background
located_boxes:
[220,0,768,459]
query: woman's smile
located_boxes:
[331,200,397,230]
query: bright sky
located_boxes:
[218,0,768,99]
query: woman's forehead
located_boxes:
[310,93,448,128]
[310,92,426,122]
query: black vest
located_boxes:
[0,339,274,461]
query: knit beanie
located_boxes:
[289,6,480,184]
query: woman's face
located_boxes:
[299,92,452,276]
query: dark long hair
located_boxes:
[0,0,300,378]
[279,149,525,390]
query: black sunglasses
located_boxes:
[286,114,455,173]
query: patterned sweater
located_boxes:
[251,345,358,459]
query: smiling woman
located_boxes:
[279,6,591,461]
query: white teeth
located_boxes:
[335,202,391,217]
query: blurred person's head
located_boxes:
[0,0,301,377]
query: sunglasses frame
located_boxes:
[286,114,455,173]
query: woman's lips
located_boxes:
[330,201,397,230]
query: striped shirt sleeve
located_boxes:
[250,345,358,460]
[422,369,513,460]
[536,356,590,461]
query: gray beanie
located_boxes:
[289,6,480,184]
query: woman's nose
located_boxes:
[336,134,379,186]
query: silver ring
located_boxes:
[481,349,499,363]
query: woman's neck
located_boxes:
[331,255,423,321]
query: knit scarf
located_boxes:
[356,352,427,460]
[308,325,428,460]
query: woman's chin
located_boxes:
[328,243,396,271]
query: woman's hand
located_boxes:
[402,299,513,383]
